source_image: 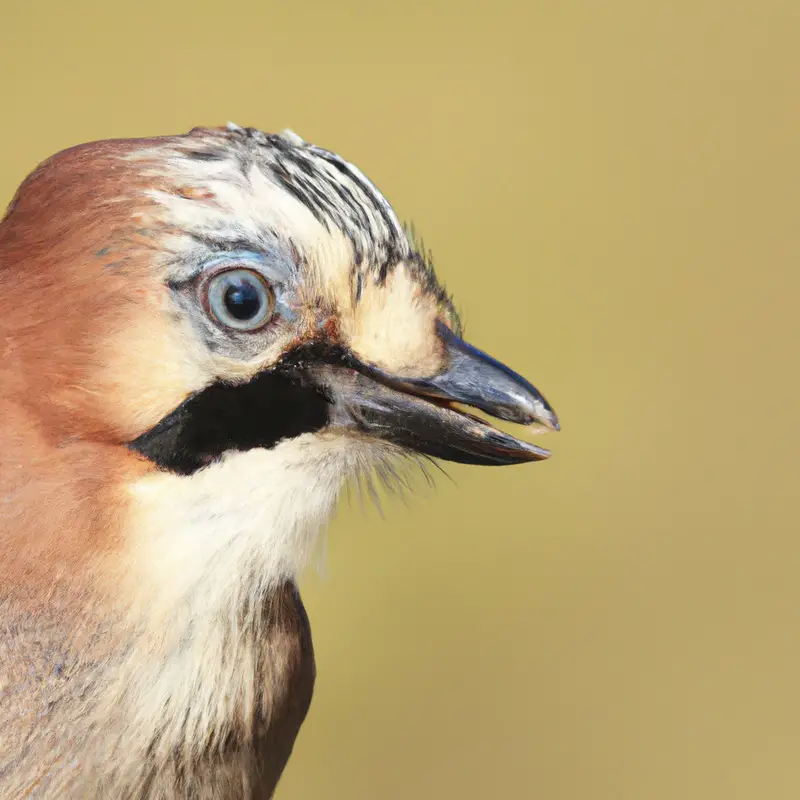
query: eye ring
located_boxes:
[204,268,275,331]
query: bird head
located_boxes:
[0,123,558,599]
[0,125,560,794]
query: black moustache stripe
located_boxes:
[128,369,332,475]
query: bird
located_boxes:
[0,123,559,799]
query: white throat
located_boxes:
[125,433,379,616]
[64,433,384,786]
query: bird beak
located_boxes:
[315,322,559,466]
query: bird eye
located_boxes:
[205,268,275,331]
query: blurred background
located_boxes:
[2,1,797,797]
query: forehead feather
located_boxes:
[137,127,406,265]
[128,125,460,331]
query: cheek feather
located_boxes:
[90,298,214,439]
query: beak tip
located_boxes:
[536,397,560,432]
[522,398,560,432]
[524,443,552,462]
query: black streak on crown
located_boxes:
[180,127,462,330]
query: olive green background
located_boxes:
[2,1,797,798]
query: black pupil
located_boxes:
[223,279,262,321]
